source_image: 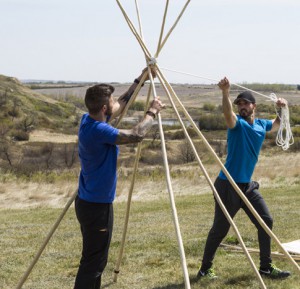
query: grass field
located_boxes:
[1,185,299,289]
[1,81,299,288]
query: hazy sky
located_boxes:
[1,0,300,84]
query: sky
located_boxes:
[1,0,300,84]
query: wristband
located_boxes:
[146,110,156,118]
[134,78,144,87]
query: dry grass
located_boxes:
[1,150,299,210]
[29,130,78,143]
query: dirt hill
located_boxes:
[0,74,80,134]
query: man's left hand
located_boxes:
[276,98,287,108]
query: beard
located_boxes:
[239,108,254,121]
[105,102,113,117]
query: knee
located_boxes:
[263,215,273,229]
[209,223,230,239]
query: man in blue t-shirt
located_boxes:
[74,68,164,289]
[197,77,291,280]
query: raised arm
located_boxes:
[115,97,164,145]
[270,98,288,132]
[110,67,156,121]
[219,77,237,129]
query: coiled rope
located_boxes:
[161,67,294,150]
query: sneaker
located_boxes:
[197,268,218,279]
[259,264,291,279]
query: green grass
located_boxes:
[0,186,299,289]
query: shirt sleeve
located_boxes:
[95,122,119,145]
[265,119,273,132]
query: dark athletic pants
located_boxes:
[201,177,273,271]
[74,196,113,289]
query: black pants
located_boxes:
[74,197,113,289]
[201,177,273,271]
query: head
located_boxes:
[85,84,115,116]
[233,91,256,121]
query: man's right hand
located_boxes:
[148,97,165,115]
[218,77,230,92]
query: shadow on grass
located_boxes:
[224,274,256,286]
[102,281,115,288]
[152,276,200,289]
[152,274,261,289]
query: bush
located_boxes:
[292,127,300,137]
[291,115,300,126]
[130,101,145,111]
[198,114,227,130]
[290,137,300,152]
[170,127,198,140]
[202,103,216,112]
[10,129,29,141]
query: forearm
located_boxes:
[110,82,141,121]
[118,81,140,105]
[115,114,154,145]
[222,90,236,128]
[222,89,232,115]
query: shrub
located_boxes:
[10,129,29,141]
[292,127,300,137]
[202,103,216,112]
[290,137,300,152]
[198,114,227,130]
[130,101,145,111]
[170,127,198,140]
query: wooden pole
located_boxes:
[15,191,78,289]
[114,72,147,128]
[115,0,151,60]
[147,66,191,289]
[113,85,152,282]
[114,2,192,288]
[155,0,191,57]
[155,0,169,57]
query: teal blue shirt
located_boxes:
[219,115,272,183]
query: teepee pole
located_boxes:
[114,72,147,128]
[115,2,192,287]
[156,71,267,289]
[156,64,300,274]
[155,0,169,57]
[155,0,191,57]
[115,0,151,59]
[147,66,191,289]
[113,84,152,282]
[15,191,77,289]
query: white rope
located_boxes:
[276,105,294,150]
[161,67,294,150]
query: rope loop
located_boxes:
[275,105,294,150]
[268,92,278,102]
[269,93,294,150]
[148,57,157,66]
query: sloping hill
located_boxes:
[0,74,80,134]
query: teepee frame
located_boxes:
[112,1,300,289]
[15,1,299,289]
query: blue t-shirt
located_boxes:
[78,114,119,203]
[219,115,272,183]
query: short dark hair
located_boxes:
[85,84,115,114]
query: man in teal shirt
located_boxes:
[197,77,291,280]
